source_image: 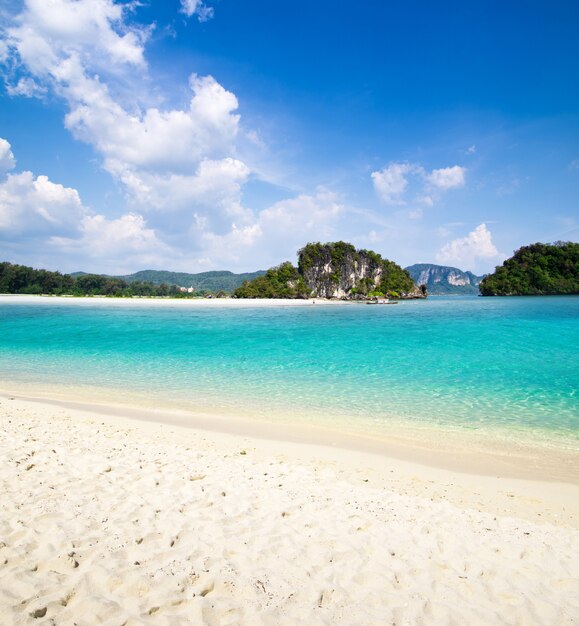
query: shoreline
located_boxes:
[0,293,354,306]
[1,381,577,485]
[2,389,579,528]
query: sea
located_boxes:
[0,295,577,451]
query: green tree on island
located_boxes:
[479,242,579,296]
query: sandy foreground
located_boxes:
[1,396,578,626]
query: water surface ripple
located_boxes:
[1,296,577,446]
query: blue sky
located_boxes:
[0,0,577,275]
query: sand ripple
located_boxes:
[1,398,578,625]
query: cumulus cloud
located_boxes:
[0,4,351,273]
[118,157,252,237]
[6,0,149,75]
[425,165,466,190]
[63,72,240,175]
[436,224,504,272]
[0,170,86,235]
[50,212,171,272]
[0,158,165,267]
[2,0,253,257]
[200,189,344,269]
[0,139,88,239]
[0,139,16,172]
[371,163,419,205]
[0,138,171,273]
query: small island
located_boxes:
[233,241,426,300]
[479,242,579,296]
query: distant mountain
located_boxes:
[405,264,484,295]
[71,269,266,293]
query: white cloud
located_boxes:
[0,140,171,273]
[7,0,149,76]
[118,157,252,237]
[2,0,252,252]
[180,0,214,22]
[62,70,241,177]
[0,170,86,234]
[372,162,466,206]
[466,145,476,154]
[426,165,466,190]
[436,224,504,272]
[371,163,419,205]
[1,4,367,274]
[0,138,16,172]
[5,76,47,97]
[51,212,171,271]
[200,189,344,269]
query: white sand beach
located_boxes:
[1,394,578,625]
[0,295,343,307]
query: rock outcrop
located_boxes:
[234,242,426,299]
[405,263,483,295]
[298,242,425,299]
[233,241,426,300]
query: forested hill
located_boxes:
[72,269,266,292]
[479,242,579,296]
[405,264,484,295]
[1,262,191,297]
[1,263,263,296]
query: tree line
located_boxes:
[479,242,579,296]
[0,262,201,297]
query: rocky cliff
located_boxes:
[298,242,425,299]
[405,263,483,295]
[234,242,426,299]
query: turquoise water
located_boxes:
[0,296,577,444]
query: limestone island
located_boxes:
[233,241,427,300]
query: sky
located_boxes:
[0,0,578,275]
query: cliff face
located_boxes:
[234,242,426,300]
[298,242,425,299]
[298,244,377,298]
[405,264,483,295]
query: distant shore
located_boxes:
[0,293,349,305]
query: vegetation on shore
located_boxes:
[0,262,200,297]
[73,269,266,292]
[232,262,309,299]
[6,240,575,300]
[479,242,579,296]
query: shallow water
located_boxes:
[0,296,577,447]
